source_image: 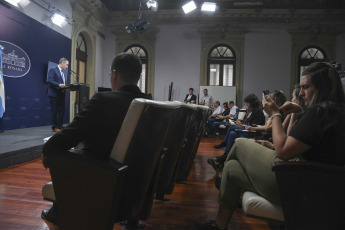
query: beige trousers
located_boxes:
[218,138,281,210]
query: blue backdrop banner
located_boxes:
[0,45,4,118]
[0,5,71,130]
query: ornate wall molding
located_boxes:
[199,28,246,105]
[289,28,338,93]
[115,28,159,97]
[106,9,345,30]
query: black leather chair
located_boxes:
[46,152,126,230]
[242,161,345,230]
[155,102,197,200]
[42,99,180,230]
[186,105,212,173]
[273,161,345,230]
[176,105,211,182]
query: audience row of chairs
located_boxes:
[42,99,211,230]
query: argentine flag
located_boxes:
[0,44,5,118]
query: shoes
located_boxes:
[41,208,58,226]
[194,220,228,230]
[52,128,62,132]
[214,142,226,150]
[207,158,221,173]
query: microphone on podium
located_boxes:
[69,69,77,74]
[68,69,79,83]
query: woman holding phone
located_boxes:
[195,62,345,230]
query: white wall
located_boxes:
[336,33,345,68]
[154,25,201,101]
[243,29,292,102]
[99,30,116,89]
[16,0,72,38]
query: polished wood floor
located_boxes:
[0,136,270,230]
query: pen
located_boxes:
[246,122,250,128]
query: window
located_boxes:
[207,45,236,86]
[124,45,148,93]
[298,46,327,79]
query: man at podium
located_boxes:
[46,58,69,132]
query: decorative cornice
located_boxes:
[73,1,110,23]
[106,9,345,30]
[112,27,160,40]
[289,24,342,40]
[71,1,107,32]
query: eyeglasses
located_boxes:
[109,69,115,76]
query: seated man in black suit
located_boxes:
[184,87,197,104]
[41,53,149,226]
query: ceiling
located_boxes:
[99,0,345,12]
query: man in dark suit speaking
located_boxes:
[47,58,69,132]
[41,53,148,226]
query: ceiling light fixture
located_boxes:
[4,0,30,8]
[146,0,158,12]
[125,18,150,34]
[125,0,151,35]
[51,13,66,27]
[201,2,216,12]
[182,1,197,14]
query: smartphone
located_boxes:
[263,90,270,95]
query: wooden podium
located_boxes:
[65,83,89,116]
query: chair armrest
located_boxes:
[46,150,127,230]
[272,161,345,230]
[234,129,257,138]
[272,160,344,172]
[234,129,256,134]
[46,150,128,173]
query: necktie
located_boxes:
[61,71,65,84]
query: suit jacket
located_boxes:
[184,94,197,103]
[43,84,149,161]
[47,66,65,97]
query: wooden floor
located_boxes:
[0,136,270,230]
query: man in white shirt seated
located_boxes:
[199,88,214,109]
[206,101,223,136]
[210,101,222,116]
[217,101,238,121]
[207,101,238,136]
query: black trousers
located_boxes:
[49,95,65,129]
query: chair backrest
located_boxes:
[156,102,197,196]
[110,99,180,224]
[273,161,345,230]
[176,104,210,182]
[184,105,211,178]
